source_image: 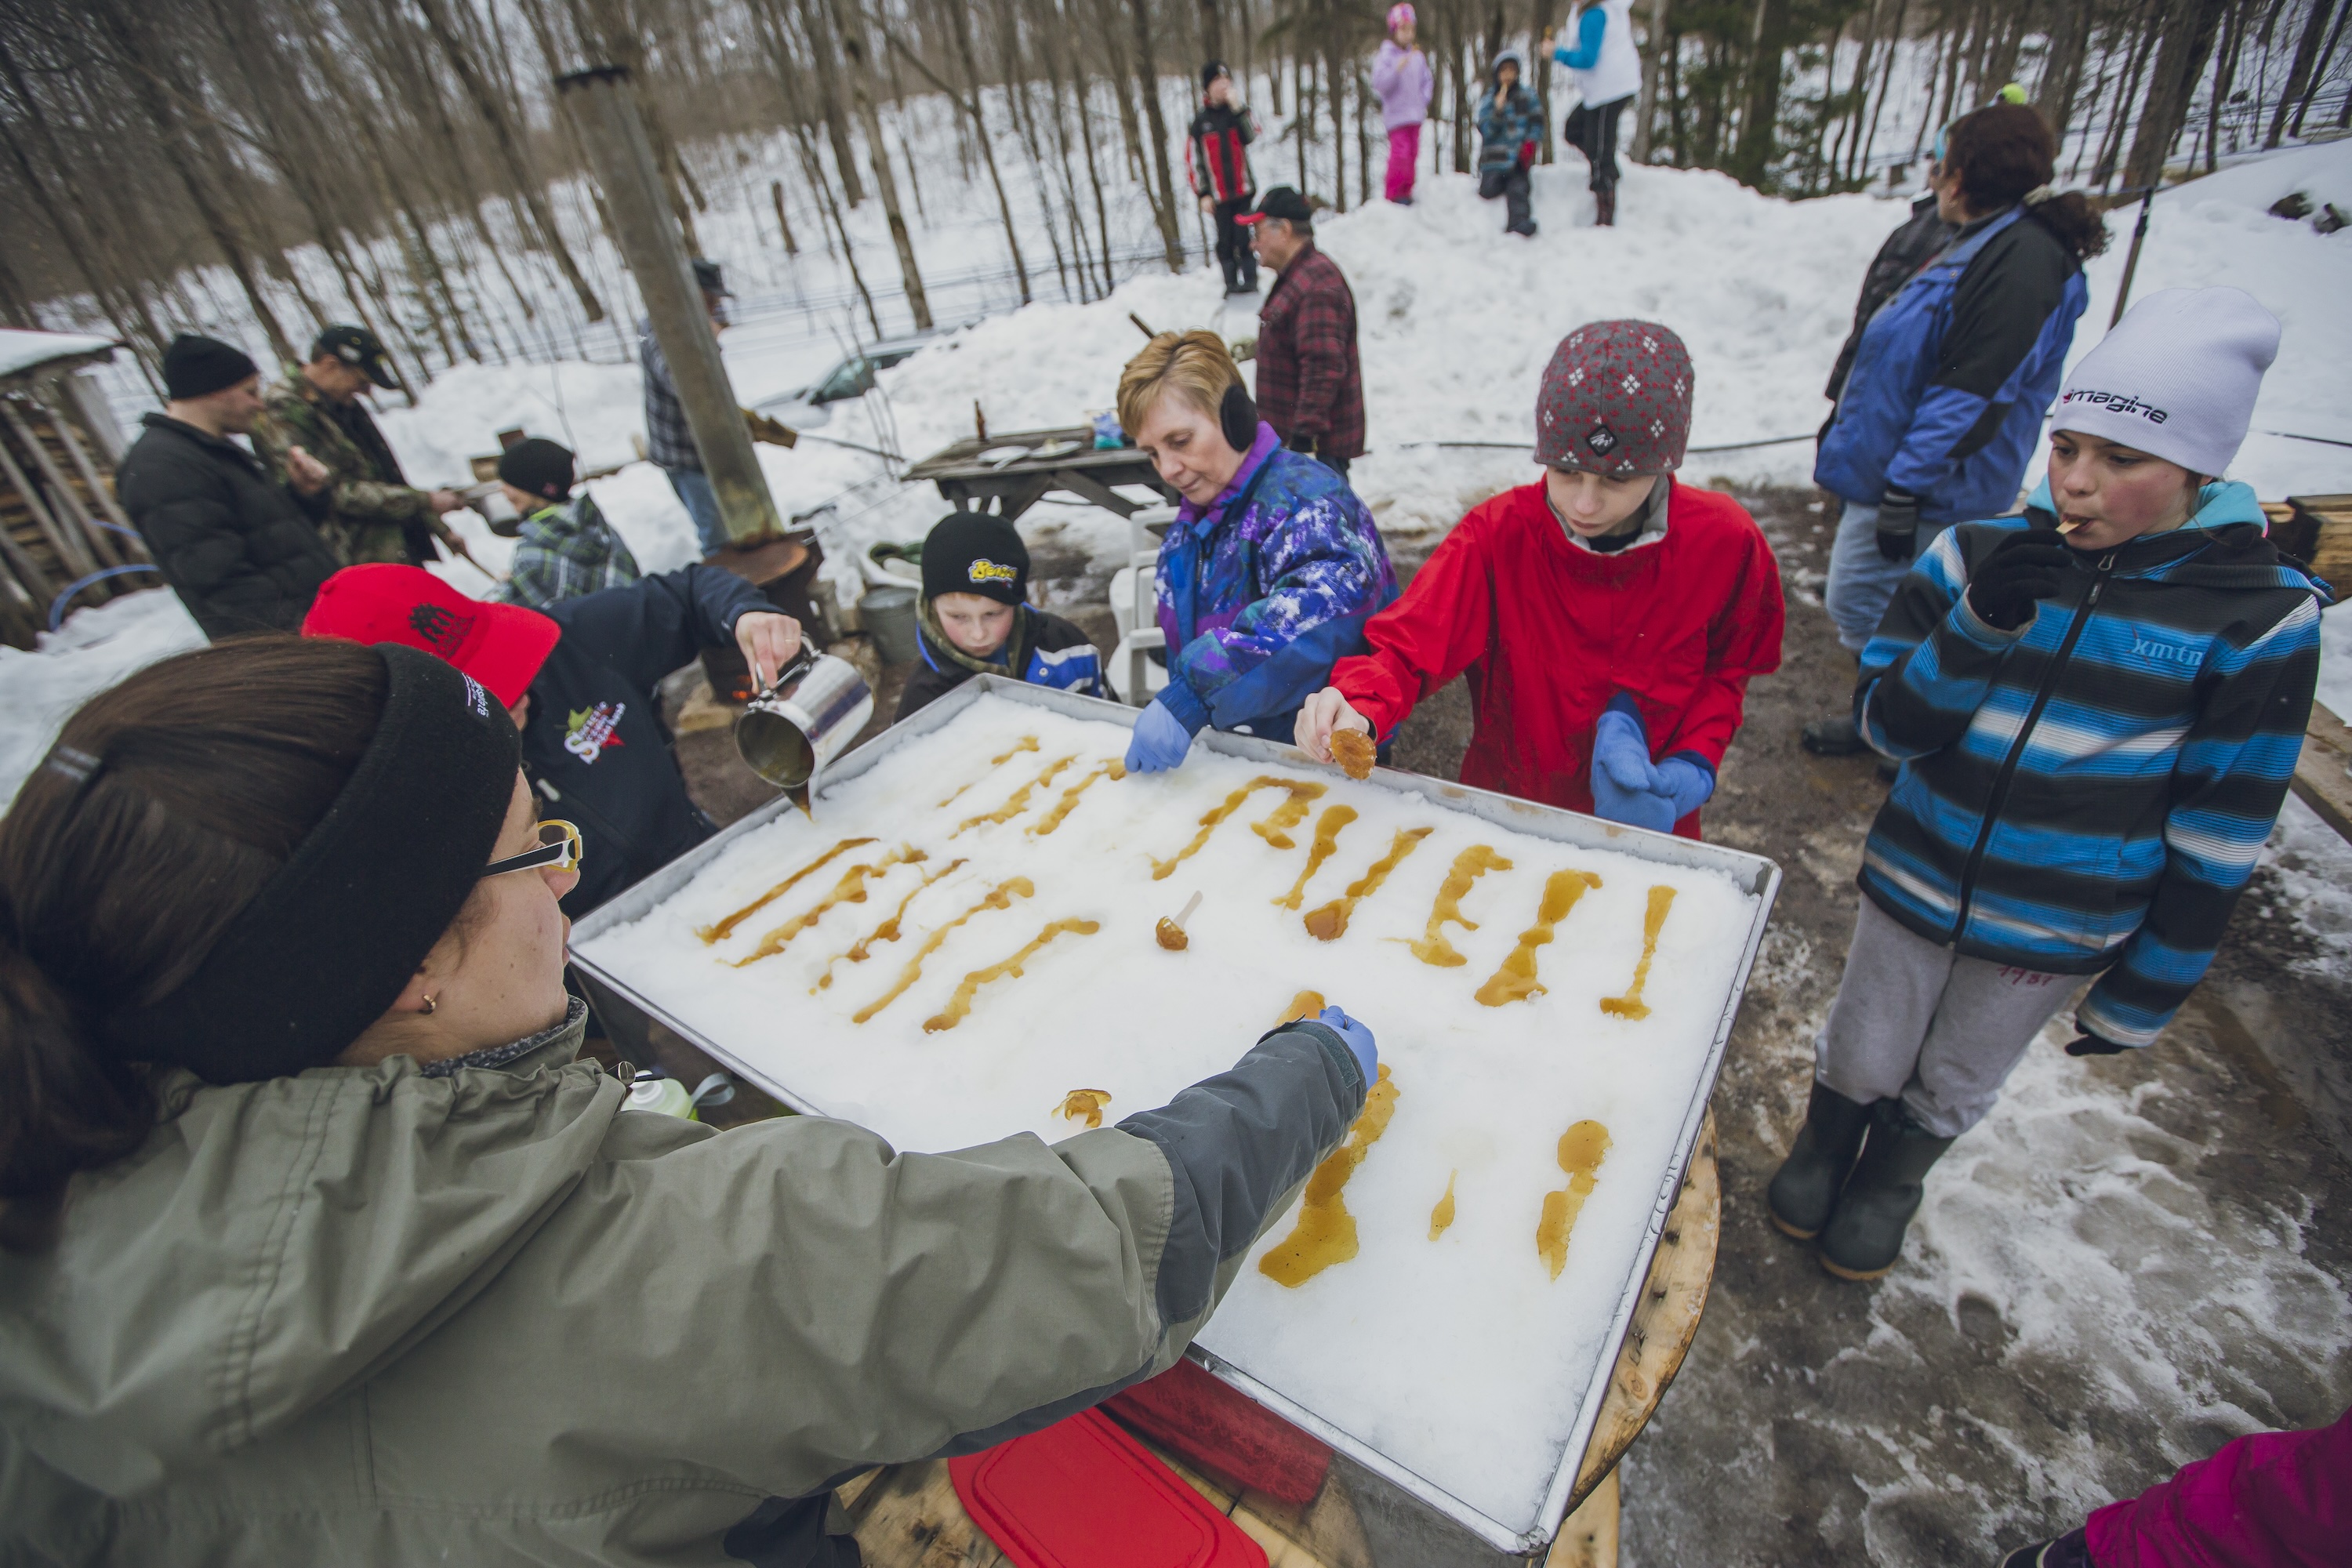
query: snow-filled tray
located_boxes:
[571,679,1779,1552]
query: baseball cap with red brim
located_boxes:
[301,564,561,709]
[1236,186,1313,226]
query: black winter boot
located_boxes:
[1594,186,1617,227]
[1999,1530,2091,1568]
[1801,710,1872,755]
[1818,1101,1955,1281]
[1766,1082,1874,1240]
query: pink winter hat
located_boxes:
[1534,320,1695,475]
[1388,3,1415,31]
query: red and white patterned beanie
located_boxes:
[1534,320,1693,475]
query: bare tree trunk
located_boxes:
[771,180,801,254]
[1632,0,1671,161]
[832,0,932,327]
[1129,0,1189,269]
[887,9,1033,303]
[2267,0,2340,143]
[2126,0,2229,186]
[793,121,882,335]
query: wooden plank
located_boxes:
[1544,1468,1620,1568]
[2293,701,2352,847]
[1567,1107,1721,1511]
[1046,465,1142,517]
[847,1459,1007,1568]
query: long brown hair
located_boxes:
[0,635,388,1250]
[1942,103,2110,262]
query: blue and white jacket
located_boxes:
[1817,205,2088,524]
[1855,481,2328,1047]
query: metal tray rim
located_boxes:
[569,675,1782,1552]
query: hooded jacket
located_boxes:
[116,412,341,640]
[1816,205,2089,524]
[1185,99,1258,203]
[0,1004,1367,1566]
[1330,478,1784,833]
[1475,53,1541,173]
[1855,481,2327,1047]
[1370,41,1433,130]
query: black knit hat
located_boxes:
[1201,60,1230,89]
[92,644,521,1083]
[496,437,576,503]
[921,510,1028,608]
[162,334,259,401]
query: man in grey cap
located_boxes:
[252,325,464,567]
[640,258,735,557]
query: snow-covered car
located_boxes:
[755,330,945,430]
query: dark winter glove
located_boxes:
[1966,532,2075,633]
[2063,1030,2129,1058]
[1874,488,1922,561]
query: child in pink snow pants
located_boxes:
[1372,5,1433,204]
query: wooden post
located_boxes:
[555,65,783,546]
[2,398,122,570]
[0,411,98,582]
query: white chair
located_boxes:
[1108,505,1177,706]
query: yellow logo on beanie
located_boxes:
[967,559,1018,585]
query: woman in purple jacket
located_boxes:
[1371,5,1434,205]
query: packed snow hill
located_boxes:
[4,140,2349,815]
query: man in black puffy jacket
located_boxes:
[117,335,341,639]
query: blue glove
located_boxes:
[1653,756,1715,823]
[1590,707,1676,832]
[1124,698,1195,773]
[1316,1004,1378,1088]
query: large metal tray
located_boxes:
[572,676,1782,1559]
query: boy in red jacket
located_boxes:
[1297,320,1784,837]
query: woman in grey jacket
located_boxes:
[0,636,1373,1566]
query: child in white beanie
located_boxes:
[1768,285,2328,1282]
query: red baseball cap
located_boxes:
[301,564,561,708]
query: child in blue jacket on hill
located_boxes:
[1475,50,1541,237]
[1769,287,2327,1282]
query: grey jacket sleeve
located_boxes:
[472,1024,1365,1500]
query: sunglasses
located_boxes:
[481,819,583,879]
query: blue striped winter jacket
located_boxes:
[1816,205,2089,524]
[1854,481,2328,1047]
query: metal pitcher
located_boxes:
[733,648,875,791]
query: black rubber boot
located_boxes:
[1766,1083,1874,1240]
[1801,710,1872,756]
[1819,1101,1955,1281]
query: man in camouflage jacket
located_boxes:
[252,325,462,566]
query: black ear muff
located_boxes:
[1219,382,1258,452]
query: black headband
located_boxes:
[93,644,520,1083]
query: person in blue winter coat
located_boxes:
[1769,288,2327,1284]
[1476,50,1542,237]
[1114,329,1396,775]
[1549,0,1642,226]
[1806,102,2109,756]
[895,508,1106,722]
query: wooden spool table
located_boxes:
[840,1110,1721,1567]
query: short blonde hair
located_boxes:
[1117,330,1242,438]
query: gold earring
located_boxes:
[419,995,437,1015]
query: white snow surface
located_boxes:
[0,327,116,380]
[0,590,204,808]
[576,693,1765,1535]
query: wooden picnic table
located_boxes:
[902,424,1177,523]
[838,1110,1722,1568]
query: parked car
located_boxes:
[756,330,946,430]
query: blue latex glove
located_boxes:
[1316,1004,1379,1089]
[1589,707,1676,833]
[1124,698,1195,774]
[1653,756,1716,823]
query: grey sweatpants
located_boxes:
[1816,897,2081,1138]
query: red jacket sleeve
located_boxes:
[1664,516,1785,768]
[1330,510,1494,738]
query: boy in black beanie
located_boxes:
[493,437,640,610]
[895,510,1106,721]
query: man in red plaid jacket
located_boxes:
[1240,187,1366,481]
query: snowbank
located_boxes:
[0,590,203,808]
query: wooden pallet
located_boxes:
[839,1110,1722,1568]
[2295,702,2352,848]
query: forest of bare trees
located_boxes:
[1,0,2343,400]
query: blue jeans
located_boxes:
[666,466,728,557]
[1824,500,1954,653]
